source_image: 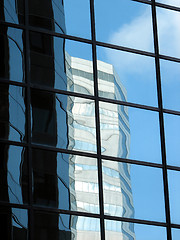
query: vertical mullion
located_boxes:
[24,0,33,239]
[151,1,172,240]
[89,0,105,240]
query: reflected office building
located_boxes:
[1,0,134,239]
[66,54,135,240]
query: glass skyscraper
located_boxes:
[0,0,180,240]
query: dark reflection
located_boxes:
[0,208,28,239]
[0,0,24,24]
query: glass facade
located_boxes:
[0,0,179,240]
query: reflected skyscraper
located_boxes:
[1,1,134,239]
[65,54,135,240]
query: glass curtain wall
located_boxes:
[0,0,180,240]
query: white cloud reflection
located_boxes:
[106,2,180,76]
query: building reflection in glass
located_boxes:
[0,0,135,240]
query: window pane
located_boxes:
[168,169,180,224]
[0,144,28,204]
[34,212,101,240]
[156,7,180,58]
[97,46,158,106]
[64,0,91,39]
[102,160,166,222]
[0,84,26,142]
[164,113,180,167]
[28,0,91,38]
[0,0,24,24]
[0,27,24,83]
[160,60,180,112]
[32,149,99,213]
[156,0,180,7]
[29,32,94,95]
[99,101,161,163]
[95,0,154,52]
[0,207,28,239]
[105,220,167,240]
[172,228,180,240]
[31,90,96,153]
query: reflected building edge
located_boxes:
[0,1,135,240]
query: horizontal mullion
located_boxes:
[102,154,163,169]
[0,78,27,88]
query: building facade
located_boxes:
[0,0,180,240]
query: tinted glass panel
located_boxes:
[164,113,180,167]
[95,0,154,52]
[28,0,91,38]
[34,212,101,240]
[102,160,165,222]
[0,144,28,204]
[156,0,180,7]
[168,169,180,224]
[0,27,24,82]
[0,84,26,142]
[156,7,180,58]
[97,46,158,106]
[161,59,180,111]
[0,207,28,239]
[172,228,180,240]
[31,90,96,153]
[105,220,167,240]
[32,149,99,213]
[0,0,24,24]
[99,101,161,163]
[29,33,94,95]
[64,0,91,39]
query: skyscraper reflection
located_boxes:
[0,1,135,239]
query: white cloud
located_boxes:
[106,4,180,77]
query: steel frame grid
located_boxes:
[0,0,180,239]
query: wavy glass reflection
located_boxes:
[31,90,96,153]
[0,0,24,24]
[0,145,28,204]
[102,160,165,222]
[0,27,24,82]
[34,212,101,240]
[105,220,166,240]
[0,207,28,239]
[32,149,99,213]
[0,84,26,142]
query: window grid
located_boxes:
[0,0,180,239]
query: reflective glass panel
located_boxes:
[172,228,180,240]
[95,0,154,52]
[164,113,180,167]
[97,46,157,106]
[168,169,180,224]
[64,0,91,39]
[32,149,99,213]
[31,90,96,153]
[102,160,165,222]
[156,7,180,58]
[0,0,24,24]
[99,101,161,163]
[0,144,28,204]
[34,212,101,240]
[29,33,94,95]
[160,60,180,111]
[105,220,167,240]
[156,0,180,7]
[0,207,28,239]
[0,84,26,142]
[0,27,24,82]
[28,0,91,38]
